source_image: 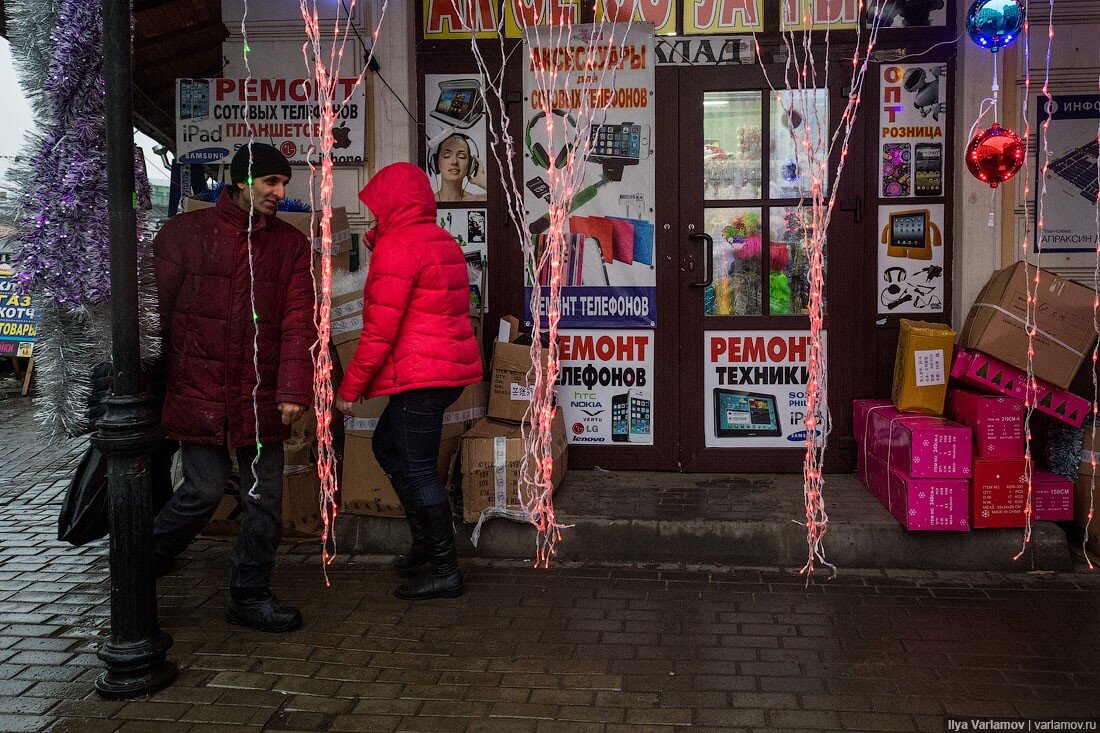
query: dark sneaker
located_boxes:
[225,588,302,633]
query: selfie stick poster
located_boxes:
[424,74,488,203]
[877,203,945,315]
[704,331,820,449]
[879,63,947,199]
[523,24,657,329]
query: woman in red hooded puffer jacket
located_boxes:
[336,163,482,600]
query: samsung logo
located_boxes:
[178,147,229,164]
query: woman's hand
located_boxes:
[335,397,355,413]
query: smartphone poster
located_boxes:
[423,74,488,204]
[879,64,947,198]
[877,203,946,315]
[555,329,654,445]
[436,208,488,312]
[522,24,657,328]
[1033,94,1100,255]
[704,330,821,448]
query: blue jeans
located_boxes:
[372,386,464,508]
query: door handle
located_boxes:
[689,232,713,287]
[838,196,862,223]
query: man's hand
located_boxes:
[277,402,306,425]
[335,398,355,414]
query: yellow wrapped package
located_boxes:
[891,319,955,416]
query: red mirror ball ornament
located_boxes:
[966,122,1025,188]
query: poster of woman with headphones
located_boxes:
[424,74,489,203]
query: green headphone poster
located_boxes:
[522,23,657,329]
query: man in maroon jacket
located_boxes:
[152,144,314,633]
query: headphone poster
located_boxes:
[877,203,945,315]
[879,63,947,199]
[423,74,488,204]
[704,330,820,448]
[522,23,657,329]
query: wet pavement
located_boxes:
[1,395,1100,732]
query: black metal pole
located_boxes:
[92,0,177,699]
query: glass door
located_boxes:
[677,66,860,473]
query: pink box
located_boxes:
[865,406,973,479]
[864,452,970,531]
[1032,469,1073,521]
[951,348,1088,428]
[947,388,1024,458]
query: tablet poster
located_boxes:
[424,74,488,204]
[877,203,945,315]
[704,330,820,448]
[437,208,488,312]
[879,63,947,198]
[523,23,657,329]
[555,329,654,446]
[1033,94,1100,254]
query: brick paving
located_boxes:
[0,395,1099,731]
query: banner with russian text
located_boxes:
[522,23,657,329]
[878,63,948,199]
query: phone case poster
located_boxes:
[523,24,657,328]
[175,77,367,165]
[556,330,654,446]
[424,74,488,203]
[704,331,820,449]
[877,203,945,315]
[879,64,947,198]
[437,208,488,311]
[1034,94,1100,254]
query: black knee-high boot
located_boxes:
[388,474,429,574]
[394,502,463,600]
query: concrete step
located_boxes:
[332,471,1074,572]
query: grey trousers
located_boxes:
[153,441,284,588]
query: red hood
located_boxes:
[358,163,437,240]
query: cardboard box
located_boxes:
[951,348,1088,427]
[284,409,318,466]
[341,383,489,517]
[853,399,893,488]
[461,409,567,525]
[183,197,353,254]
[1075,430,1100,553]
[892,319,955,415]
[1032,469,1073,522]
[864,406,972,479]
[203,463,328,537]
[488,333,549,424]
[863,451,970,531]
[959,262,1096,388]
[947,389,1024,459]
[971,458,1028,529]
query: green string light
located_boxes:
[252,311,259,322]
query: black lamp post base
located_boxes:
[94,632,177,699]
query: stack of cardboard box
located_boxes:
[460,318,567,527]
[854,263,1093,532]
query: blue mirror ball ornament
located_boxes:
[966,0,1025,52]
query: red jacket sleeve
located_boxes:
[276,234,316,406]
[153,219,185,343]
[337,239,418,402]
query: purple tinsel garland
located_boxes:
[12,0,137,306]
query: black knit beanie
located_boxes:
[230,143,292,185]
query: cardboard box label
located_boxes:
[332,314,363,339]
[913,349,945,387]
[332,297,363,321]
[510,383,533,401]
[346,416,380,433]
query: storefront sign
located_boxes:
[556,329,654,445]
[174,77,367,165]
[878,63,947,198]
[683,0,763,33]
[596,0,676,35]
[0,266,36,358]
[876,203,945,315]
[437,208,488,311]
[1034,94,1100,254]
[781,0,859,30]
[704,330,820,448]
[654,35,753,65]
[424,74,488,203]
[503,0,581,38]
[422,0,499,38]
[523,23,657,328]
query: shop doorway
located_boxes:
[660,64,868,473]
